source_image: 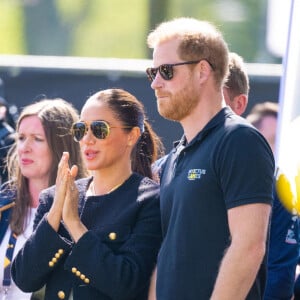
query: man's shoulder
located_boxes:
[218,112,264,145]
[206,107,256,140]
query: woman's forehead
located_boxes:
[81,101,112,120]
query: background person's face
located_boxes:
[17,115,52,182]
[258,115,277,153]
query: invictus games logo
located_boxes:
[187,169,206,181]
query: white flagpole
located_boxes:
[276,0,300,213]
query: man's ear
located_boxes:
[232,94,248,116]
[197,60,213,83]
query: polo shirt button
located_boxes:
[108,232,117,240]
[57,290,65,299]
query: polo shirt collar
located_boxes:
[174,107,233,151]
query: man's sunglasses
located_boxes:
[71,120,132,142]
[146,59,214,82]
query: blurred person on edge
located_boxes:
[247,101,300,300]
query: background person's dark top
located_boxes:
[0,120,15,184]
[265,189,300,300]
[157,108,275,300]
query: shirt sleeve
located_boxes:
[11,217,72,292]
[215,126,275,209]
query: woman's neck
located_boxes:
[28,179,49,208]
[90,168,132,196]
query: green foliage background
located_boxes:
[0,0,280,63]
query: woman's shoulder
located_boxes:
[0,181,16,211]
[130,173,160,202]
[140,175,159,189]
[75,177,93,192]
[131,173,159,187]
[0,183,15,228]
[0,180,16,194]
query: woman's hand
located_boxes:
[62,164,79,224]
[47,152,71,231]
[62,159,88,242]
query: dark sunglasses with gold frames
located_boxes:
[71,120,133,142]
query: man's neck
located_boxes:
[181,95,225,143]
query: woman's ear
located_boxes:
[127,127,141,146]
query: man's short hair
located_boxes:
[224,52,249,101]
[147,17,229,88]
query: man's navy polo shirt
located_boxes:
[157,107,275,300]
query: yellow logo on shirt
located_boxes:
[187,169,206,181]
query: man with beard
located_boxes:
[146,18,275,299]
[151,51,249,182]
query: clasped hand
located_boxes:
[47,152,80,234]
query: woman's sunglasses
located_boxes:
[146,59,214,82]
[71,120,132,142]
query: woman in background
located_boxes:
[0,98,87,299]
